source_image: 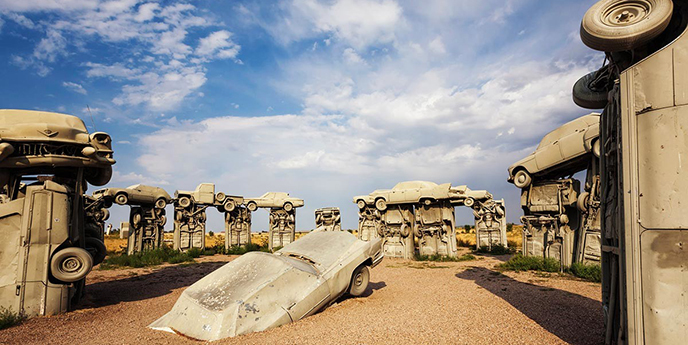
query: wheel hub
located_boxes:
[354,273,363,286]
[604,1,650,26]
[62,257,82,272]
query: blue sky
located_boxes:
[0,0,602,232]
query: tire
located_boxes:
[100,208,110,222]
[178,196,191,208]
[400,223,410,237]
[155,198,167,209]
[578,192,591,212]
[50,247,93,283]
[581,0,674,52]
[573,70,609,109]
[85,237,107,265]
[247,202,257,212]
[356,200,366,209]
[223,200,236,212]
[130,208,142,228]
[375,198,387,211]
[513,169,532,189]
[215,192,226,203]
[422,198,433,206]
[377,224,386,237]
[464,197,475,208]
[348,265,370,297]
[115,193,128,205]
[592,139,601,158]
[85,166,112,186]
[283,202,293,212]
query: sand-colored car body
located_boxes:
[174,183,242,212]
[149,231,383,341]
[244,192,304,212]
[0,109,115,186]
[94,184,171,208]
[354,181,490,211]
[507,113,600,188]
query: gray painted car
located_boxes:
[149,231,383,341]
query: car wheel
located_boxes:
[215,192,226,203]
[592,139,601,158]
[348,265,370,297]
[375,198,387,211]
[85,166,113,186]
[356,200,366,209]
[422,198,433,206]
[50,247,93,283]
[159,215,167,227]
[247,202,257,212]
[130,208,142,228]
[115,193,128,205]
[464,197,475,208]
[178,196,191,208]
[155,198,167,209]
[513,169,532,189]
[283,202,293,212]
[224,200,236,212]
[100,208,110,222]
[573,70,609,109]
[578,192,591,212]
[581,0,673,52]
[400,223,410,237]
[85,237,107,265]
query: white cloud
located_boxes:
[428,36,445,55]
[195,30,240,60]
[258,0,403,49]
[62,81,87,94]
[0,0,99,12]
[6,13,35,28]
[112,171,170,186]
[342,48,364,65]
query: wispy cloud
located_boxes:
[62,81,87,95]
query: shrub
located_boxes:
[457,238,473,248]
[0,307,24,330]
[415,253,476,262]
[498,254,560,272]
[568,262,602,283]
[208,231,214,237]
[100,246,193,269]
[187,248,203,258]
[476,244,515,255]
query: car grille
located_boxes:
[10,142,84,158]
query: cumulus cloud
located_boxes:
[196,30,241,60]
[62,81,87,94]
[5,0,241,109]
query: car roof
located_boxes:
[0,109,89,142]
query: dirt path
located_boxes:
[0,253,603,345]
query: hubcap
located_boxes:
[355,273,363,286]
[62,257,82,272]
[603,1,649,26]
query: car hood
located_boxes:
[149,252,318,341]
[0,109,91,144]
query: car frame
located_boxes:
[244,191,304,212]
[93,184,171,209]
[149,231,383,341]
[507,112,600,189]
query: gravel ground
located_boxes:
[0,252,603,345]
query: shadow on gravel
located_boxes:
[77,261,227,310]
[362,281,387,297]
[456,267,603,345]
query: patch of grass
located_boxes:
[0,307,24,330]
[212,243,272,255]
[186,248,203,258]
[100,246,193,269]
[568,262,602,283]
[415,253,476,262]
[457,238,473,248]
[476,244,516,255]
[497,254,560,273]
